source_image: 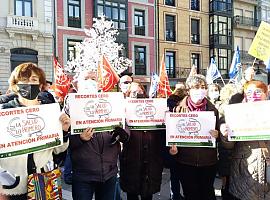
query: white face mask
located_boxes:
[120,83,130,94]
[78,79,98,93]
[208,91,220,100]
[189,89,206,104]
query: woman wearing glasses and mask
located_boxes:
[120,82,164,200]
[0,63,70,200]
[170,74,220,200]
[220,80,270,200]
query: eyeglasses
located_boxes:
[245,89,263,97]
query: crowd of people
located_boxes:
[0,62,270,200]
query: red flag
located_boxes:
[97,55,120,92]
[53,57,70,100]
[157,55,172,97]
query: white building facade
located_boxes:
[0,0,54,93]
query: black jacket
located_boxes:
[70,132,121,182]
[120,129,164,196]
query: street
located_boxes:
[62,169,222,200]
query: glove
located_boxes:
[110,127,129,145]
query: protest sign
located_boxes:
[166,111,216,148]
[248,21,270,61]
[125,98,167,130]
[224,100,270,141]
[0,103,63,158]
[69,92,125,134]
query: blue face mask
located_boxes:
[17,84,40,100]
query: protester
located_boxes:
[39,80,55,104]
[120,82,164,200]
[0,63,70,200]
[220,80,270,200]
[170,74,219,200]
[119,75,132,97]
[207,83,221,106]
[166,83,187,200]
[67,71,129,200]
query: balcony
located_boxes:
[7,15,38,30]
[210,34,232,47]
[135,26,145,36]
[236,0,258,5]
[234,16,259,31]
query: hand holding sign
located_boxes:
[169,145,178,155]
[80,127,94,141]
[209,130,219,139]
[220,123,229,137]
[59,113,71,132]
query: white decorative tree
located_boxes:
[65,16,132,81]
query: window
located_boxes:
[191,53,200,72]
[191,19,200,44]
[166,51,176,78]
[209,15,232,46]
[68,0,81,28]
[209,0,232,13]
[97,0,126,30]
[134,10,145,36]
[15,0,32,17]
[165,15,176,41]
[67,40,81,61]
[165,0,175,6]
[191,0,200,11]
[10,48,38,72]
[134,46,146,75]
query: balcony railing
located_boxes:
[6,15,38,30]
[210,34,232,46]
[234,16,259,27]
[135,26,145,36]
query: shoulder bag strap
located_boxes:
[27,153,37,174]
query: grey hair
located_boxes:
[186,74,207,89]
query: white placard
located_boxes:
[69,92,125,134]
[224,100,270,141]
[0,103,63,158]
[125,98,167,130]
[166,111,216,148]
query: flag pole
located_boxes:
[251,57,257,68]
[220,76,226,86]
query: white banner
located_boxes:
[166,111,216,148]
[0,103,63,158]
[69,92,125,134]
[125,98,167,130]
[224,100,270,141]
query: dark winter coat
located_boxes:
[120,129,164,196]
[70,132,121,182]
[173,96,220,166]
[218,92,243,176]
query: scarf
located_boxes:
[187,96,207,111]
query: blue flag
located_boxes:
[149,72,159,98]
[229,46,241,79]
[206,58,221,84]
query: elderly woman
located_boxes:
[220,80,270,200]
[170,74,219,200]
[0,63,70,200]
